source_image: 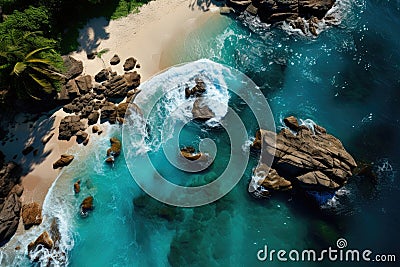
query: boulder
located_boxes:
[123,71,141,89]
[123,57,137,71]
[74,180,81,194]
[92,125,100,133]
[250,118,357,193]
[87,51,97,60]
[27,231,53,252]
[192,98,215,121]
[185,78,206,98]
[110,54,120,65]
[0,193,21,244]
[283,116,300,131]
[22,202,42,229]
[107,137,121,157]
[58,79,80,101]
[88,111,100,125]
[95,69,110,83]
[180,146,207,161]
[58,115,85,140]
[0,162,22,201]
[80,196,94,216]
[103,75,130,98]
[100,102,117,124]
[62,56,83,80]
[75,75,93,94]
[53,154,74,169]
[75,131,88,144]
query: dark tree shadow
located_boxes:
[76,17,111,55]
[0,111,57,176]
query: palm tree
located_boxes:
[0,31,63,101]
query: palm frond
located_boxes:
[28,73,54,94]
[12,62,27,76]
[25,47,52,60]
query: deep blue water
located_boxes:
[2,0,400,266]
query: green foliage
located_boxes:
[97,48,110,58]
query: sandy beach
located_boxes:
[0,0,220,210]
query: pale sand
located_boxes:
[70,0,220,80]
[1,0,221,208]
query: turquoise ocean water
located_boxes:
[2,0,400,266]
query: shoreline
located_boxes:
[0,0,221,248]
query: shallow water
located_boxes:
[2,0,400,266]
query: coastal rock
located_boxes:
[95,69,110,83]
[88,111,100,125]
[185,78,206,98]
[74,180,81,194]
[180,146,207,161]
[103,75,129,99]
[228,0,336,35]
[110,54,120,65]
[124,71,141,89]
[123,57,137,71]
[22,202,42,229]
[283,115,300,131]
[58,115,85,140]
[75,131,88,144]
[100,102,117,124]
[62,56,83,80]
[53,154,74,169]
[80,196,94,216]
[0,193,21,244]
[192,98,215,121]
[92,125,100,133]
[87,51,97,60]
[107,137,121,157]
[75,75,93,94]
[27,231,54,252]
[58,79,81,101]
[0,162,22,201]
[251,117,357,193]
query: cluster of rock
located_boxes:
[249,116,357,199]
[58,55,142,145]
[180,146,207,161]
[0,152,23,245]
[106,137,121,163]
[226,0,337,36]
[185,78,215,121]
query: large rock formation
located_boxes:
[80,196,94,217]
[227,0,336,35]
[27,231,54,252]
[58,115,86,141]
[250,116,357,197]
[0,160,22,245]
[22,202,42,229]
[192,98,215,121]
[53,154,74,169]
[62,56,83,80]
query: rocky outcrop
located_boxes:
[58,115,86,141]
[21,202,42,229]
[62,56,83,80]
[87,111,100,125]
[180,146,207,161]
[27,231,54,252]
[110,54,120,65]
[80,196,94,217]
[0,160,22,245]
[192,98,215,121]
[123,57,137,71]
[185,78,206,98]
[53,154,74,169]
[95,69,110,83]
[102,75,129,98]
[100,102,117,124]
[250,116,357,197]
[107,137,121,157]
[227,0,336,36]
[74,180,81,194]
[58,79,81,101]
[124,71,141,89]
[75,75,93,94]
[0,193,21,245]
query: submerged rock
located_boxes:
[107,137,121,157]
[180,146,207,161]
[22,202,42,229]
[250,116,357,197]
[74,180,81,194]
[53,154,74,169]
[123,57,137,71]
[185,78,206,98]
[80,196,94,217]
[28,231,54,252]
